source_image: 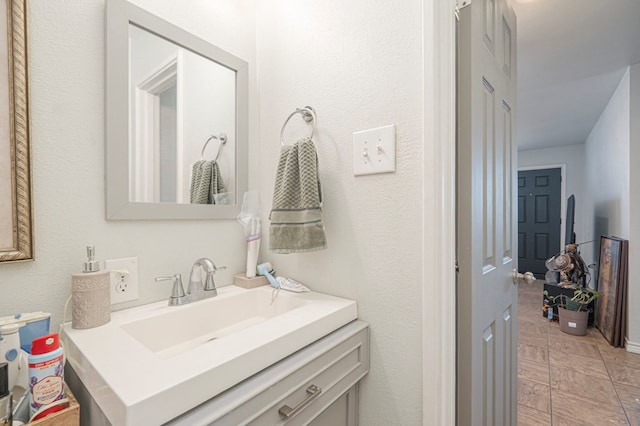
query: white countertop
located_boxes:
[61,285,357,425]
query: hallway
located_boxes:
[517,281,640,425]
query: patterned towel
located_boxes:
[190,160,226,204]
[269,138,327,253]
[210,162,227,203]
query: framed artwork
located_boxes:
[0,0,32,263]
[595,236,624,346]
[613,238,628,346]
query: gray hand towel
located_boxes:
[190,160,211,204]
[209,161,226,203]
[190,160,226,204]
[269,138,327,253]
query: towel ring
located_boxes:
[280,106,316,146]
[201,133,227,162]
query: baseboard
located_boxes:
[625,338,640,354]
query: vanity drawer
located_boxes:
[169,320,369,426]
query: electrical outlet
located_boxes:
[105,257,139,304]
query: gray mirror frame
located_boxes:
[105,0,248,220]
[1,0,33,263]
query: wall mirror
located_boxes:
[105,0,248,220]
[0,0,33,263]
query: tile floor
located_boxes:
[518,280,640,425]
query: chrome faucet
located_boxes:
[155,258,225,306]
[155,273,188,306]
[187,258,225,301]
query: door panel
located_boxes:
[501,102,513,263]
[517,168,561,277]
[502,19,512,77]
[483,0,495,52]
[535,195,548,223]
[482,78,495,271]
[501,307,513,425]
[481,324,495,426]
[457,0,517,424]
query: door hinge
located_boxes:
[455,1,471,21]
[455,260,460,273]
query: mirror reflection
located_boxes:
[106,0,248,220]
[128,24,236,205]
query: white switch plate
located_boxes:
[105,257,139,304]
[353,124,396,176]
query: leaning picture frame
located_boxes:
[595,236,622,345]
[0,0,33,263]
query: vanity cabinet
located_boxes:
[67,321,369,425]
[169,320,369,425]
[308,385,358,426]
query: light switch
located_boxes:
[353,125,396,176]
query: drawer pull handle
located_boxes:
[278,384,322,419]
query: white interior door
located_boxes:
[456,0,518,424]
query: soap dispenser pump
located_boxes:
[83,245,100,272]
[71,246,111,329]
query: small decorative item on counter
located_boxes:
[0,363,12,426]
[71,245,111,329]
[28,334,65,420]
[0,312,51,353]
[0,324,23,391]
[237,191,261,279]
[233,273,269,289]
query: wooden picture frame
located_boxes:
[595,236,623,345]
[0,0,32,263]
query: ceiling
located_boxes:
[514,0,640,151]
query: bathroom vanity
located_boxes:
[62,285,368,425]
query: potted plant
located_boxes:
[543,287,601,336]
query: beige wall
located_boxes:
[256,1,424,423]
[627,63,640,349]
[583,67,640,349]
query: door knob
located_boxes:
[512,269,535,285]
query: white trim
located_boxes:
[131,88,156,201]
[518,164,568,249]
[175,50,185,202]
[625,338,640,354]
[422,0,456,424]
[132,54,185,203]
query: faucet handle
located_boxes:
[203,265,226,293]
[155,274,187,305]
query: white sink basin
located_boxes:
[121,288,306,358]
[62,285,357,426]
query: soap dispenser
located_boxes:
[71,246,111,329]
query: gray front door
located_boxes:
[517,168,562,278]
[457,0,518,424]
